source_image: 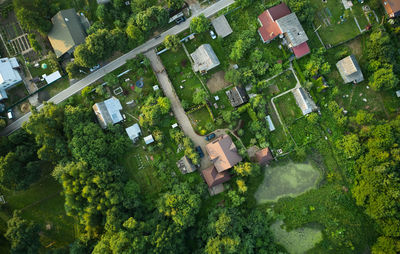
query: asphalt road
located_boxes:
[0,0,235,136]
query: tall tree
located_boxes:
[190,14,210,33]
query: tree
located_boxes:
[136,6,169,32]
[233,162,259,177]
[190,14,210,33]
[104,73,119,87]
[157,182,201,228]
[225,69,241,85]
[163,35,181,52]
[13,0,52,34]
[66,62,82,79]
[0,119,6,129]
[5,211,41,254]
[126,24,144,43]
[351,110,374,126]
[236,179,247,193]
[27,33,41,53]
[369,66,399,91]
[166,0,185,10]
[193,89,208,105]
[337,134,362,159]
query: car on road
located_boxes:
[195,146,204,158]
[175,16,186,24]
[205,133,216,141]
[210,30,216,39]
[90,64,100,72]
[7,109,13,119]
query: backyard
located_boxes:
[265,70,298,94]
[188,105,215,135]
[274,92,303,124]
[311,0,370,46]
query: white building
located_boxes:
[125,123,142,143]
[190,44,220,73]
[93,97,123,129]
[0,57,22,100]
[144,135,155,145]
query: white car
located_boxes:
[210,30,216,39]
[7,109,13,119]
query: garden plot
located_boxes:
[0,14,31,56]
[207,71,230,93]
[255,161,320,203]
[270,220,323,254]
[188,105,214,135]
[265,70,297,94]
[274,92,303,124]
[311,0,369,46]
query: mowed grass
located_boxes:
[311,0,363,45]
[267,101,293,152]
[255,160,321,203]
[267,70,298,93]
[0,174,75,249]
[189,106,214,135]
[274,92,303,124]
[270,220,323,254]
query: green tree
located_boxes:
[233,162,259,177]
[126,23,144,43]
[66,62,82,79]
[104,73,119,87]
[369,66,399,91]
[336,134,362,159]
[166,0,185,10]
[225,69,241,85]
[27,33,41,53]
[0,119,6,129]
[5,211,41,254]
[193,89,208,105]
[190,14,210,33]
[163,35,181,52]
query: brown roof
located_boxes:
[256,147,274,166]
[205,135,242,172]
[383,0,400,17]
[202,166,231,187]
[268,3,291,21]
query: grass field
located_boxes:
[27,60,54,78]
[270,220,323,254]
[274,93,303,124]
[255,160,321,203]
[0,173,75,250]
[189,106,214,134]
[266,70,298,94]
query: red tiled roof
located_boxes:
[383,0,400,17]
[205,135,242,173]
[292,42,310,58]
[258,11,281,42]
[202,166,231,187]
[268,3,291,21]
[256,147,274,166]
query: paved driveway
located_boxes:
[0,0,235,136]
[145,50,212,170]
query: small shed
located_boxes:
[211,15,233,38]
[336,55,364,84]
[43,71,62,84]
[226,86,248,107]
[265,115,275,131]
[190,44,220,73]
[177,156,197,174]
[125,123,141,143]
[144,135,154,145]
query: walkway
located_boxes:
[0,0,235,136]
[145,50,212,170]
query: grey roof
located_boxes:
[125,123,141,142]
[396,90,400,97]
[276,13,308,48]
[0,57,21,87]
[292,87,317,115]
[48,9,87,58]
[336,55,364,84]
[93,97,123,128]
[211,15,233,38]
[177,156,197,174]
[0,89,8,101]
[97,0,111,3]
[191,44,220,72]
[225,86,248,107]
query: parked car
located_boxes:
[210,30,216,39]
[90,64,100,72]
[175,16,186,24]
[205,133,216,141]
[195,146,204,158]
[7,109,13,119]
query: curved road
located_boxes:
[0,0,235,136]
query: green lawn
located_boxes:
[267,102,293,152]
[27,59,54,78]
[266,70,297,93]
[274,93,303,124]
[0,173,75,250]
[189,106,214,135]
[4,82,28,107]
[311,0,363,46]
[47,77,70,98]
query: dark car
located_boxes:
[175,16,186,24]
[195,146,204,158]
[205,133,216,141]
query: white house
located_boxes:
[0,57,22,100]
[92,97,123,129]
[191,44,220,73]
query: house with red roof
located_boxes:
[257,3,310,59]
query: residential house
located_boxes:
[125,123,142,143]
[177,156,197,174]
[383,0,400,18]
[258,3,310,58]
[202,135,242,189]
[211,15,233,38]
[255,147,274,166]
[0,57,22,101]
[292,87,317,115]
[48,9,87,58]
[336,55,364,84]
[226,86,248,107]
[191,44,220,73]
[93,97,123,129]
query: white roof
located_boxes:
[153,85,159,91]
[265,115,275,131]
[396,90,400,97]
[292,87,317,115]
[125,123,141,142]
[211,15,233,38]
[172,123,178,128]
[43,71,62,84]
[190,44,220,72]
[276,13,308,48]
[93,97,123,128]
[0,58,21,86]
[144,135,154,145]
